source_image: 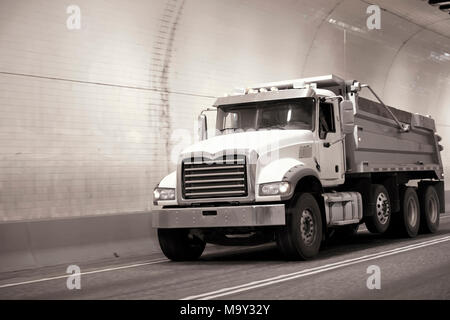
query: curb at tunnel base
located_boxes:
[0,211,158,273]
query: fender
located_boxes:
[281,166,322,200]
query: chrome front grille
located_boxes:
[182,155,248,199]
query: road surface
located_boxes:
[1,213,450,300]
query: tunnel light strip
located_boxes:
[182,235,450,300]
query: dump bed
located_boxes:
[344,96,443,179]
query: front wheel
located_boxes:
[157,229,205,261]
[276,193,323,260]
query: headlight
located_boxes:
[259,181,291,196]
[153,188,175,202]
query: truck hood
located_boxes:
[180,130,313,156]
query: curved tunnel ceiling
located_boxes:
[170,0,450,177]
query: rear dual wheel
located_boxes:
[367,184,439,238]
[389,187,420,238]
[419,185,440,234]
[365,184,392,234]
[363,184,420,238]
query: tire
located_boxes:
[391,187,420,238]
[419,185,440,234]
[365,184,391,234]
[276,193,322,260]
[157,228,205,261]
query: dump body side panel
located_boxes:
[345,97,443,179]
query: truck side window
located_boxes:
[319,102,335,139]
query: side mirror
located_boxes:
[341,100,355,135]
[198,113,208,141]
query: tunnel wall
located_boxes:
[1,0,449,224]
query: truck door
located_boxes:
[317,101,345,186]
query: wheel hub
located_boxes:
[376,192,390,225]
[300,209,315,245]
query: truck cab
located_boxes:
[152,75,445,261]
[214,87,346,187]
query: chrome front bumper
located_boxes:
[152,204,285,228]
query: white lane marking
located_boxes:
[183,235,450,300]
[0,258,168,289]
[0,245,270,290]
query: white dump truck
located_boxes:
[152,75,445,261]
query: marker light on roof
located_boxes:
[293,80,306,89]
[232,87,246,96]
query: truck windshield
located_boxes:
[216,98,315,133]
